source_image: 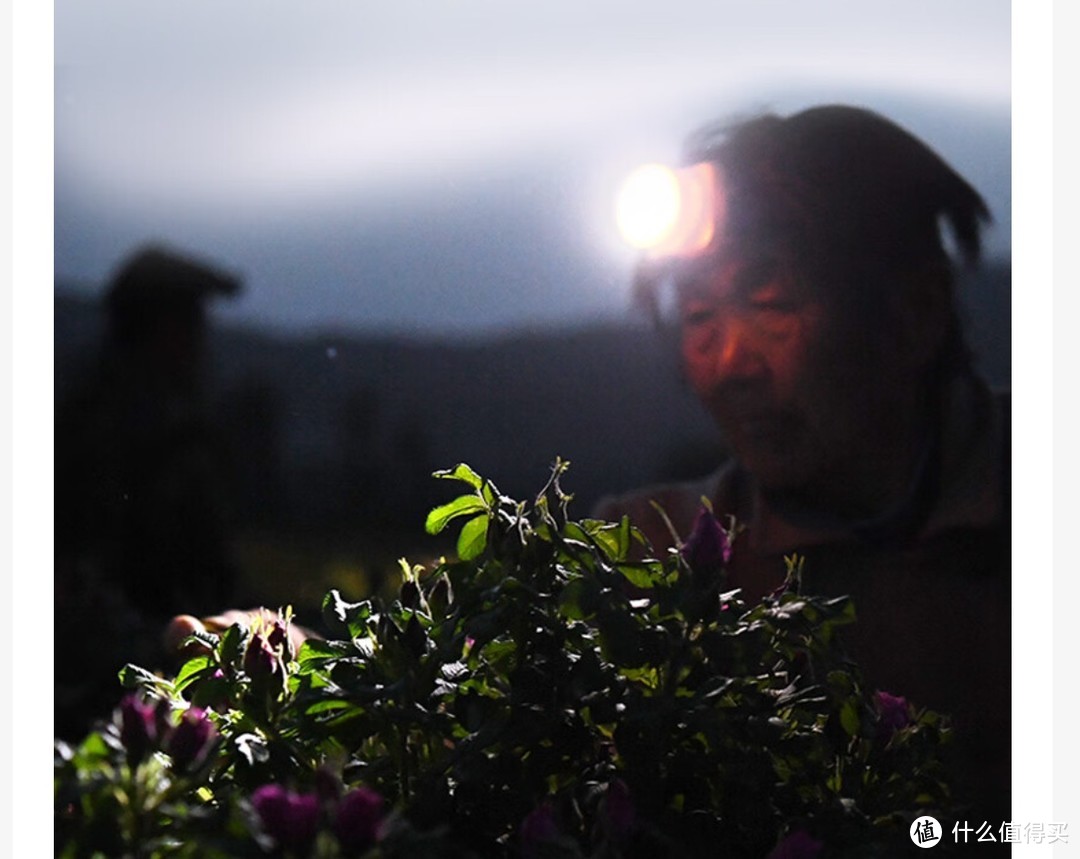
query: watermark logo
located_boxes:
[951,820,1069,845]
[910,816,942,848]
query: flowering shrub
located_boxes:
[54,461,953,857]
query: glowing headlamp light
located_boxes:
[615,161,721,259]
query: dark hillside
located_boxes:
[54,259,1010,607]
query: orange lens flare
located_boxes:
[615,162,720,259]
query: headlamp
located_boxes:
[614,161,722,260]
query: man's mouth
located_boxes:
[716,409,805,454]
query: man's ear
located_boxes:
[889,261,952,371]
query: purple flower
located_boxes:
[119,695,158,761]
[520,802,560,857]
[165,707,216,771]
[600,779,635,840]
[244,627,289,702]
[334,787,385,854]
[266,615,295,662]
[768,829,824,859]
[251,784,321,853]
[874,690,912,740]
[244,630,279,680]
[680,507,732,570]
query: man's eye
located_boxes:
[750,299,796,314]
[682,306,715,326]
[746,283,798,313]
[750,301,800,337]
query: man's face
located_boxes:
[677,249,897,497]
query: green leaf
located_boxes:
[219,623,246,666]
[322,590,374,638]
[586,515,637,561]
[696,675,737,700]
[441,661,468,681]
[617,515,633,558]
[173,656,213,693]
[598,606,646,667]
[75,732,112,764]
[840,700,860,737]
[432,463,501,506]
[118,663,162,690]
[234,732,270,766]
[457,513,489,560]
[588,526,619,559]
[186,628,220,652]
[298,638,354,666]
[617,562,661,590]
[559,577,601,620]
[433,463,484,490]
[425,494,488,535]
[191,674,230,709]
[620,665,660,689]
[563,521,590,544]
[352,636,376,659]
[304,699,359,715]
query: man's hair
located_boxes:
[637,105,992,373]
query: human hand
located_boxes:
[163,608,314,658]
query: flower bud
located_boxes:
[334,787,385,854]
[399,580,420,609]
[427,575,451,618]
[600,778,635,840]
[768,829,824,859]
[251,784,320,853]
[119,695,158,762]
[404,615,427,660]
[166,707,216,771]
[680,507,732,571]
[266,615,294,662]
[247,633,290,708]
[244,630,279,680]
[873,690,911,741]
[520,802,560,858]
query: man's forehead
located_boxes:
[671,245,788,301]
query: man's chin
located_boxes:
[734,447,817,495]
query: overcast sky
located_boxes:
[54,0,1012,336]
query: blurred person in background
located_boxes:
[55,245,242,738]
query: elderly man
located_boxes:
[597,105,1010,828]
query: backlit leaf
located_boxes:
[457,513,489,560]
[425,495,488,535]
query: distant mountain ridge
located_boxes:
[55,259,1010,534]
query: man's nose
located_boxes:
[711,318,766,381]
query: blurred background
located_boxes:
[53,2,1011,717]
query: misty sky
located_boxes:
[54,1,1012,336]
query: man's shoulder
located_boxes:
[591,465,734,551]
